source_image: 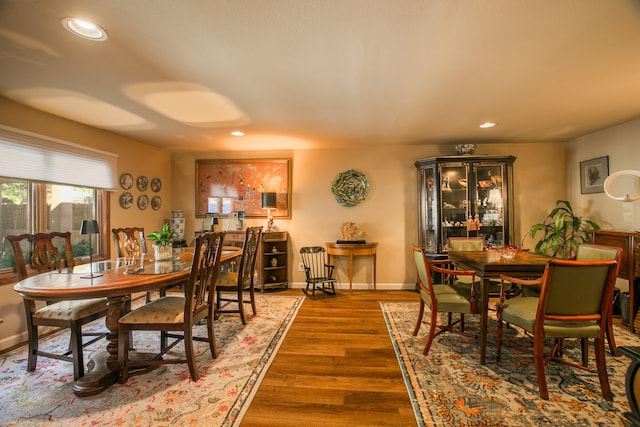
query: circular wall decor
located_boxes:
[136,175,149,191]
[137,194,149,210]
[151,196,162,210]
[151,177,162,192]
[119,173,133,190]
[119,192,133,209]
[331,169,370,207]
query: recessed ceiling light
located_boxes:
[479,122,496,129]
[62,17,108,41]
[231,131,245,136]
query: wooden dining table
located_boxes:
[447,249,551,365]
[13,246,242,397]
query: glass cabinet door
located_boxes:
[474,163,506,248]
[418,164,437,252]
[439,163,469,250]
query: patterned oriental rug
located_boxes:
[381,302,638,427]
[0,295,303,427]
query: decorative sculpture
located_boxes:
[341,222,365,241]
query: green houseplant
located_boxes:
[529,199,600,259]
[147,223,175,260]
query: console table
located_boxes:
[326,242,377,292]
[591,230,640,332]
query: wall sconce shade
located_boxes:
[81,219,100,234]
[261,192,277,209]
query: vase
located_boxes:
[153,245,173,260]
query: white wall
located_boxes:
[566,118,640,231]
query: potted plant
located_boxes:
[529,199,600,259]
[147,223,175,260]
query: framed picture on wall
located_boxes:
[580,156,609,194]
[196,158,292,218]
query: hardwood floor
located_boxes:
[241,289,420,427]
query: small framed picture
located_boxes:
[580,156,609,194]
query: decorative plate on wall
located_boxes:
[119,192,133,209]
[137,194,149,210]
[136,175,149,191]
[331,169,370,207]
[151,196,162,210]
[151,177,162,192]
[119,173,133,190]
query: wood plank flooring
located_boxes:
[241,289,420,427]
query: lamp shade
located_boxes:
[81,219,100,234]
[261,192,277,209]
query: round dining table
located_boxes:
[13,246,242,397]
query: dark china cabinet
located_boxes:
[415,155,516,254]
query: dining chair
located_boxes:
[496,257,620,401]
[112,227,160,302]
[118,231,225,382]
[215,226,262,324]
[8,232,108,380]
[574,243,623,359]
[111,227,146,258]
[411,244,478,355]
[300,246,337,298]
[448,237,513,300]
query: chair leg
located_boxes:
[249,285,257,315]
[594,336,613,401]
[69,322,84,381]
[207,307,218,359]
[460,313,465,332]
[423,307,438,355]
[534,334,549,400]
[237,287,246,325]
[496,317,503,362]
[413,300,425,336]
[581,338,589,367]
[606,311,619,356]
[184,327,199,381]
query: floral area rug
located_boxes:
[381,302,638,427]
[0,295,303,427]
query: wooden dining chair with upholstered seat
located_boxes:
[411,244,478,355]
[448,236,514,300]
[215,226,262,324]
[111,227,146,259]
[496,257,620,401]
[118,231,225,382]
[8,232,108,380]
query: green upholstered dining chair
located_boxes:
[447,237,511,300]
[574,243,623,358]
[496,257,620,401]
[118,231,225,382]
[215,226,263,324]
[411,244,478,355]
[8,232,107,381]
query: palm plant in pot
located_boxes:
[147,223,175,260]
[529,199,600,259]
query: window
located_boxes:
[0,179,107,281]
[0,126,117,283]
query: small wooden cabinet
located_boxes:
[258,231,289,291]
[224,230,289,292]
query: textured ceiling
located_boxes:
[1,0,640,152]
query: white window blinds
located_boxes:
[0,125,118,189]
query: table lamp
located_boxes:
[81,219,101,279]
[261,192,277,231]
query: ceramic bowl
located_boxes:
[455,144,477,155]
